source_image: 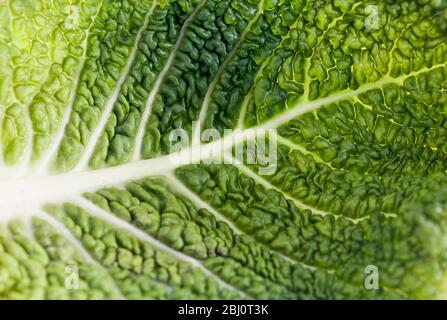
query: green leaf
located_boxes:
[0,0,446,299]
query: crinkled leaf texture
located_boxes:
[0,0,446,299]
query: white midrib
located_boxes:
[0,129,257,209]
[73,2,157,172]
[0,64,445,212]
[0,106,4,167]
[0,63,444,210]
[132,1,206,161]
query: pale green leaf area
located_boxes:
[0,0,447,299]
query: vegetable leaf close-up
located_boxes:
[0,0,446,300]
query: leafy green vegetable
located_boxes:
[0,0,446,299]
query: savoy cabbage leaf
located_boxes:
[0,0,447,299]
